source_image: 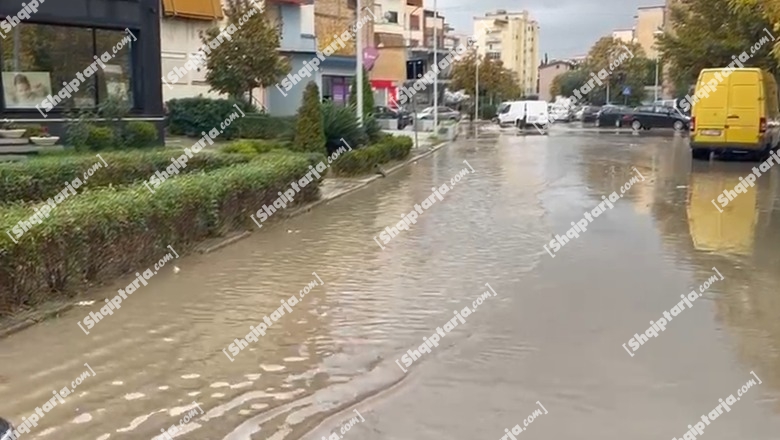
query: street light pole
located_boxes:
[356,0,364,125]
[475,49,479,122]
[653,58,659,102]
[433,0,438,130]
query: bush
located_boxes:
[0,150,252,204]
[0,155,320,314]
[236,114,297,141]
[222,139,288,156]
[84,126,115,151]
[122,121,158,148]
[167,97,253,140]
[293,82,326,153]
[322,101,364,153]
[330,135,413,176]
[21,125,45,137]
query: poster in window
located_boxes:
[103,65,129,102]
[2,72,52,109]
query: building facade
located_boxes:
[0,0,163,136]
[473,10,540,96]
[370,0,406,106]
[634,5,665,59]
[612,29,635,44]
[538,60,574,102]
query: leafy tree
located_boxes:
[201,0,289,101]
[657,0,775,90]
[293,82,326,153]
[730,0,780,63]
[550,69,591,98]
[348,67,375,118]
[580,37,650,105]
[450,52,522,107]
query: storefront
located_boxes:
[0,0,163,137]
[320,56,355,105]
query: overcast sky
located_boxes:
[431,0,663,58]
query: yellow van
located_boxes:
[689,68,780,160]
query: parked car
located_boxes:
[550,104,573,122]
[416,106,461,121]
[579,105,600,123]
[621,105,690,131]
[595,105,632,127]
[690,67,780,160]
[374,106,413,129]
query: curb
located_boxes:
[0,136,456,339]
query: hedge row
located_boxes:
[0,155,320,314]
[236,114,297,141]
[0,150,252,204]
[330,135,414,176]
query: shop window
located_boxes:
[1,23,135,110]
[162,0,224,21]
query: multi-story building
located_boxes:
[473,10,540,96]
[634,5,665,58]
[538,60,574,102]
[370,0,407,106]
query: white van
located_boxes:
[497,100,550,131]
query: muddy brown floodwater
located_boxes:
[1,126,780,440]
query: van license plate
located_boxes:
[701,129,722,136]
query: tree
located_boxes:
[657,0,775,91]
[294,82,326,153]
[201,0,289,102]
[581,37,651,105]
[348,67,375,118]
[450,52,522,104]
[550,69,591,98]
[730,0,780,63]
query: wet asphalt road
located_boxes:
[1,124,780,440]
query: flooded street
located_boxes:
[2,126,780,439]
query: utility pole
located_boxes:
[432,0,438,130]
[356,0,364,125]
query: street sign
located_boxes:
[622,86,631,96]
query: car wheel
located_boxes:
[595,118,601,127]
[673,120,684,131]
[631,120,642,131]
[691,149,710,160]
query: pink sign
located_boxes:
[363,47,379,70]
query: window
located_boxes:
[387,11,398,23]
[162,0,224,20]
[486,52,501,60]
[410,15,420,30]
[1,23,134,110]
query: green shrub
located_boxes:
[84,126,115,151]
[21,125,45,137]
[236,114,297,140]
[122,121,159,148]
[330,135,413,176]
[322,101,364,152]
[0,150,252,204]
[166,97,252,140]
[293,82,326,153]
[0,155,320,314]
[222,139,289,156]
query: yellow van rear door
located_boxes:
[726,70,761,145]
[696,71,728,142]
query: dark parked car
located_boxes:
[580,105,600,123]
[374,106,413,129]
[595,105,632,127]
[621,105,690,131]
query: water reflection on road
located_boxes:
[0,128,779,440]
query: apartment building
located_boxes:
[473,10,540,96]
[634,5,665,58]
[370,0,406,106]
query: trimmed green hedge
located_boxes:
[236,114,297,141]
[0,150,252,204]
[167,97,253,140]
[330,135,414,176]
[0,155,320,314]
